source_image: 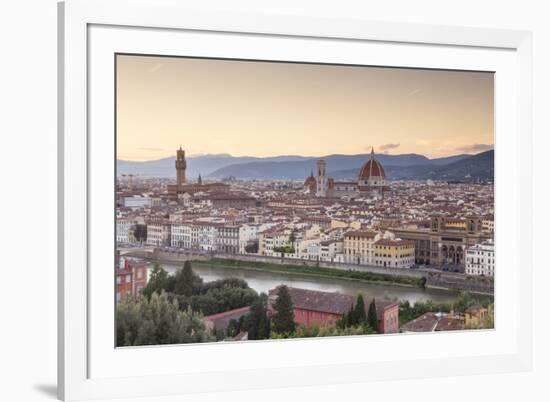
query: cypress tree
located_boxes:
[272,285,296,334]
[142,263,168,298]
[347,303,356,326]
[263,317,271,339]
[174,261,202,297]
[354,294,367,325]
[247,296,269,340]
[367,298,378,332]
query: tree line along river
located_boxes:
[156,260,476,305]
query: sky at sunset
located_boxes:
[116,55,494,161]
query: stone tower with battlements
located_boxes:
[175,146,187,186]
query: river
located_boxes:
[155,261,467,304]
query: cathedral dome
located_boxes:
[358,148,385,180]
[304,174,316,187]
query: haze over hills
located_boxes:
[116,150,493,182]
[117,154,310,179]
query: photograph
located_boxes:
[115,54,495,347]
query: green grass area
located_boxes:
[192,258,425,288]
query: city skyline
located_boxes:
[116,55,494,161]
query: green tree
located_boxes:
[271,285,295,335]
[135,319,156,345]
[185,287,259,316]
[353,294,367,325]
[226,315,246,338]
[142,263,168,298]
[367,298,378,332]
[247,293,270,340]
[338,303,356,327]
[174,261,203,297]
[272,322,376,339]
[452,291,474,313]
[200,277,249,293]
[116,292,215,346]
[485,303,495,328]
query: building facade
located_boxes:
[116,258,148,303]
[343,230,377,264]
[123,196,151,209]
[238,224,259,254]
[465,239,495,276]
[116,218,134,244]
[216,225,240,254]
[146,220,171,247]
[390,215,492,267]
[373,238,415,268]
[171,222,191,248]
[267,287,399,334]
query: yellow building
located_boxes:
[343,230,378,264]
[464,306,489,327]
[373,238,415,268]
[445,219,467,230]
[330,219,361,230]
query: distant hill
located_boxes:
[428,154,471,165]
[329,151,493,182]
[204,153,457,180]
[116,154,311,179]
[116,151,492,182]
[425,150,494,181]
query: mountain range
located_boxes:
[117,150,494,182]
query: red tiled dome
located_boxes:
[358,148,385,179]
[304,175,316,186]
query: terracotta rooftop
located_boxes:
[202,306,251,331]
[344,230,378,238]
[268,287,397,320]
[401,312,464,332]
[374,239,415,247]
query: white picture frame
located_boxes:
[58,0,533,400]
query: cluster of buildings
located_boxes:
[116,146,495,275]
[115,253,148,303]
[267,287,399,333]
[202,286,400,338]
[465,239,495,277]
[401,305,490,332]
[304,147,389,198]
[203,285,492,340]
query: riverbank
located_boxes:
[127,249,493,296]
[191,258,426,289]
[152,258,495,304]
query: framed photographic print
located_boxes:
[58,0,533,400]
